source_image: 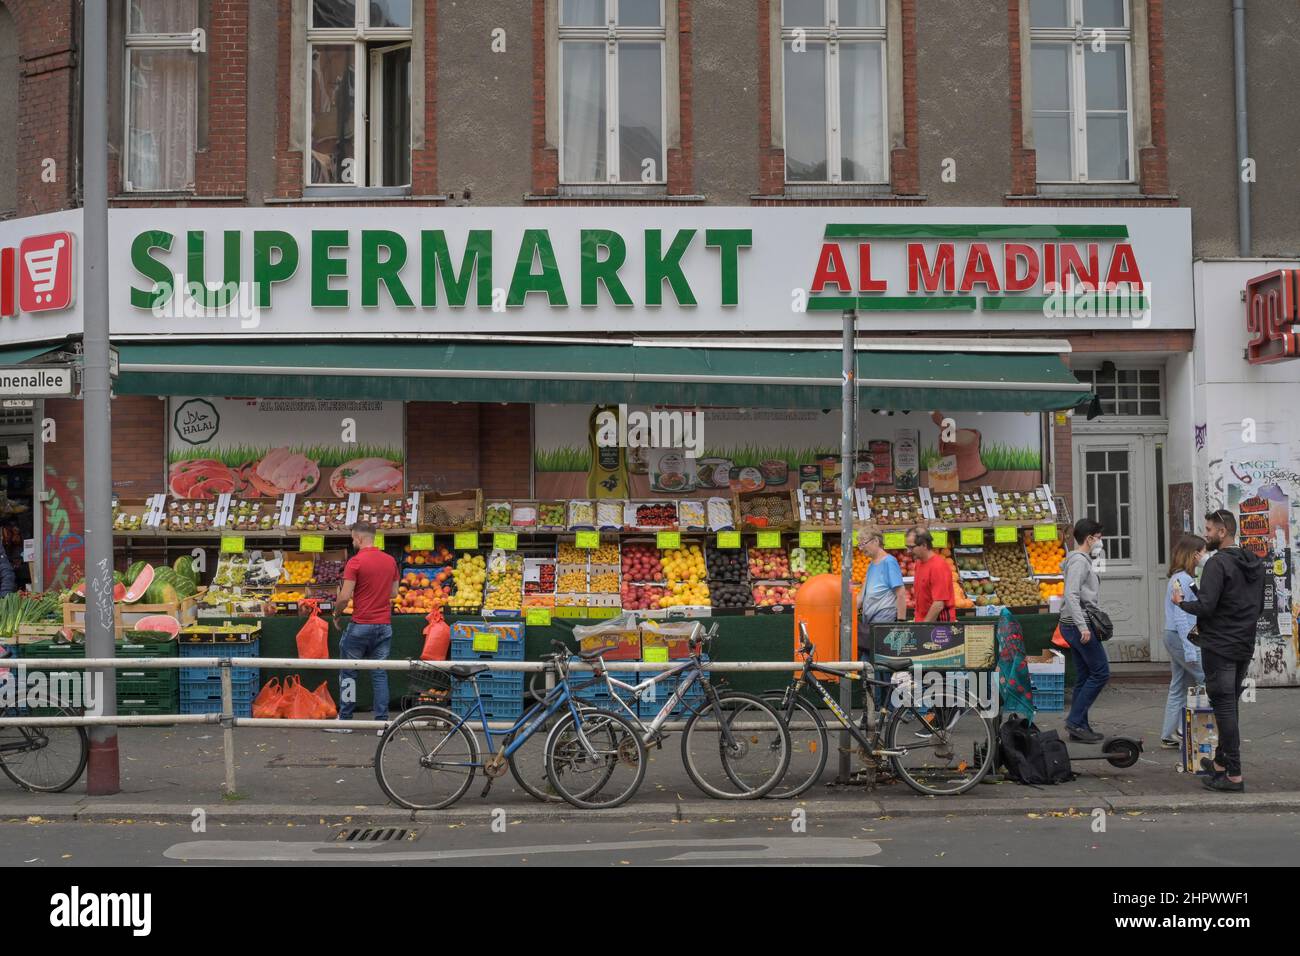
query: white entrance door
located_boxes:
[1072,433,1165,662]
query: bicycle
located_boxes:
[375,642,646,811]
[581,623,793,800]
[0,656,88,793]
[764,624,995,797]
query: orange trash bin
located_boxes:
[793,573,861,679]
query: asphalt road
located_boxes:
[3,811,1297,866]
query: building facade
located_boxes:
[0,0,1297,678]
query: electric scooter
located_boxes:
[1063,732,1143,768]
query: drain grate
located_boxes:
[333,826,420,843]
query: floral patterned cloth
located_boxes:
[997,607,1036,722]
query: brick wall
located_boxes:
[406,402,532,498]
[479,404,532,498]
[9,0,77,215]
[193,0,248,197]
[109,395,166,493]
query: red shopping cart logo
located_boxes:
[17,231,75,313]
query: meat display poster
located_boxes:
[167,397,404,499]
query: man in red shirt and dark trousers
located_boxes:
[907,528,955,623]
[329,523,399,733]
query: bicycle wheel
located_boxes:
[885,701,994,796]
[505,699,597,803]
[761,691,829,799]
[0,707,88,794]
[681,691,791,800]
[375,706,479,810]
[545,708,646,810]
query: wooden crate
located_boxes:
[418,489,483,532]
[63,592,201,633]
[356,493,417,531]
[734,490,799,531]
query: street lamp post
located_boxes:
[837,309,857,783]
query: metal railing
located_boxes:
[0,655,865,795]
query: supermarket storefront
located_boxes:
[2,205,1198,668]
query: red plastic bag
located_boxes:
[296,600,330,659]
[252,678,283,719]
[312,681,338,719]
[1051,625,1070,649]
[420,606,450,661]
[279,675,328,720]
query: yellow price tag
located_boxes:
[852,529,859,546]
[410,533,434,551]
[374,532,385,550]
[882,532,907,550]
[657,531,681,550]
[756,531,782,549]
[454,531,478,550]
[300,534,325,553]
[993,525,1018,544]
[642,646,670,663]
[798,531,824,548]
[525,608,552,626]
[960,528,984,546]
[716,531,741,549]
[1033,524,1059,542]
[494,532,518,551]
[220,536,245,554]
[471,630,499,653]
[930,530,949,549]
[575,530,600,549]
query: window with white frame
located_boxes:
[124,0,199,192]
[559,0,666,185]
[307,0,412,187]
[781,0,887,184]
[1074,366,1163,416]
[1030,0,1133,183]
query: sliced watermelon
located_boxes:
[122,564,155,603]
[133,614,181,638]
[113,582,127,601]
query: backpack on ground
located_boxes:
[998,714,1075,785]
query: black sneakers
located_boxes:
[1066,724,1104,743]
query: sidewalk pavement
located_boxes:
[2,684,1296,825]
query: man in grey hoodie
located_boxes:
[1173,509,1265,792]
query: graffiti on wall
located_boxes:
[41,466,84,591]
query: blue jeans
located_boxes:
[1061,622,1110,731]
[339,622,393,720]
[1161,628,1204,740]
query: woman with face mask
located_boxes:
[1162,535,1207,748]
[1058,518,1108,742]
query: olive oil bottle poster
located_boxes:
[534,405,1043,499]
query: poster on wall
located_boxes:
[1227,479,1297,686]
[167,397,404,499]
[535,405,1043,500]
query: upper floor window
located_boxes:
[559,0,666,185]
[1074,366,1163,417]
[1030,0,1133,183]
[307,0,411,187]
[781,0,887,184]
[124,0,198,192]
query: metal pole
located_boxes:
[81,0,119,795]
[1232,0,1251,257]
[837,309,856,783]
[220,662,237,796]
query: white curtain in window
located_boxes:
[562,42,606,182]
[838,42,884,182]
[128,49,196,190]
[129,0,198,35]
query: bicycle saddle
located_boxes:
[449,664,490,679]
[577,646,615,661]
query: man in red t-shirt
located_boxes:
[328,523,399,731]
[907,528,955,623]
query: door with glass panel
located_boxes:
[1072,435,1153,660]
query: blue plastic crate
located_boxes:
[450,673,525,701]
[1029,672,1066,712]
[450,636,526,662]
[637,674,706,719]
[179,664,261,684]
[179,640,260,659]
[180,678,260,704]
[449,695,524,723]
[181,698,253,718]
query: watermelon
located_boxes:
[173,556,198,586]
[113,582,127,601]
[122,564,155,603]
[133,615,181,639]
[74,580,86,598]
[127,561,147,583]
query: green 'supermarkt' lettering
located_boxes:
[129,227,754,313]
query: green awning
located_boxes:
[0,343,65,366]
[114,341,1091,412]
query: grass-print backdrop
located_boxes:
[166,398,404,499]
[533,405,1043,498]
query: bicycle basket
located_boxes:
[407,663,452,702]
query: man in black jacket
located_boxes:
[1172,509,1265,792]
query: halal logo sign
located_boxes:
[174,398,220,446]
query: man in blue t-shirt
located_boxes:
[858,531,907,626]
